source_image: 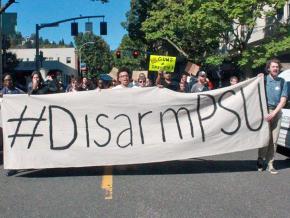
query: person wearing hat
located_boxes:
[190,71,209,93]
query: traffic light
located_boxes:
[100,21,107,35]
[132,50,139,58]
[71,22,78,36]
[115,50,121,58]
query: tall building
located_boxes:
[248,2,290,44]
[220,2,290,70]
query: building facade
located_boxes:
[248,2,290,44]
[8,47,78,87]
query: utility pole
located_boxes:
[0,0,15,88]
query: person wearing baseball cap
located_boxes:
[190,71,209,93]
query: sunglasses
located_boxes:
[139,80,146,83]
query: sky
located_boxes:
[5,0,130,50]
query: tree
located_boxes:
[3,52,19,73]
[59,39,65,47]
[8,32,23,48]
[74,32,112,78]
[113,34,147,71]
[127,0,287,76]
[6,32,73,49]
[195,0,287,75]
[69,41,74,47]
[238,15,290,70]
[122,0,154,43]
[140,0,220,62]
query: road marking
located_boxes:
[101,166,113,200]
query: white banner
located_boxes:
[2,77,269,169]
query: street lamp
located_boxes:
[78,41,96,76]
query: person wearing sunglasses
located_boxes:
[136,73,147,88]
[138,79,147,87]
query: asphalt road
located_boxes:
[1,149,290,218]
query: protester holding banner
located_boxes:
[206,78,214,90]
[66,77,80,92]
[155,70,179,91]
[28,71,49,95]
[180,73,188,84]
[230,76,239,86]
[179,73,189,92]
[0,73,24,95]
[146,78,153,87]
[96,78,105,91]
[257,58,288,174]
[190,71,209,93]
[178,82,187,93]
[80,76,95,91]
[0,73,25,176]
[133,73,148,88]
[110,79,117,88]
[2,75,270,170]
[187,74,198,92]
[113,67,132,89]
[41,71,61,94]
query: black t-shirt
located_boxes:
[160,79,179,91]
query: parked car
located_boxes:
[277,69,290,157]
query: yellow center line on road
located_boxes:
[101,166,113,200]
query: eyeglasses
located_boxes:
[139,80,146,83]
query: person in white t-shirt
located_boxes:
[113,67,132,89]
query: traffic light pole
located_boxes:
[35,15,105,71]
[78,41,95,76]
[0,0,15,88]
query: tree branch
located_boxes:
[162,37,189,58]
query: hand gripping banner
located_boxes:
[1,77,269,169]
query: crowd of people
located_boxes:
[0,58,288,177]
[0,66,240,97]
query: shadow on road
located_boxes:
[12,158,290,178]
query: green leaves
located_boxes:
[113,35,147,71]
[75,33,112,77]
[124,0,288,76]
[239,36,290,68]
